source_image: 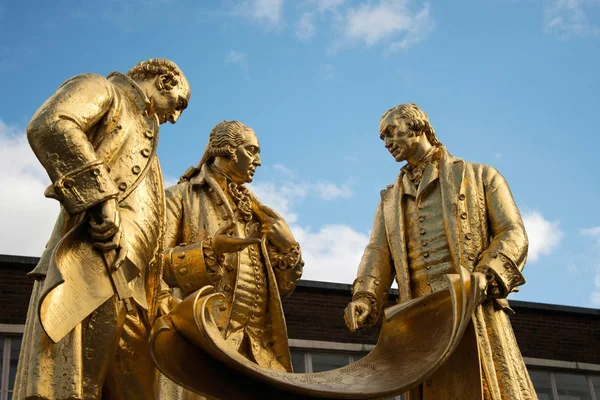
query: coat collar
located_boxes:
[107,71,152,115]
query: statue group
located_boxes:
[12,59,538,399]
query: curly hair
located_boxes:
[127,58,183,92]
[380,103,442,147]
[197,121,255,168]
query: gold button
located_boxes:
[224,284,232,292]
[216,199,224,206]
[423,251,430,258]
[426,281,431,285]
[91,168,100,176]
[118,182,127,191]
[223,215,230,220]
[459,194,466,200]
[504,263,511,269]
[461,212,467,220]
[465,232,472,240]
[468,254,475,261]
[418,216,425,222]
[179,267,188,275]
[145,130,154,139]
[141,148,151,157]
[420,228,426,235]
[226,264,234,272]
[426,265,431,270]
[132,165,141,174]
[177,252,185,259]
[179,242,187,247]
[63,178,74,189]
[421,240,428,247]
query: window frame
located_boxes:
[0,324,24,400]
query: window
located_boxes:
[291,350,405,400]
[0,335,21,400]
[528,368,600,400]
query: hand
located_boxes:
[89,198,128,270]
[212,222,262,256]
[344,298,372,332]
[257,204,296,252]
[473,270,501,303]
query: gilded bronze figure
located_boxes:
[162,120,304,372]
[344,103,536,399]
[14,59,190,400]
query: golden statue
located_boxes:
[344,103,537,400]
[161,120,304,373]
[14,59,191,400]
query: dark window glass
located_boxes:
[311,353,350,372]
[592,376,600,399]
[291,351,306,373]
[528,369,554,400]
[554,372,591,400]
[8,338,22,398]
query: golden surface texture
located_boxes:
[162,121,304,374]
[346,103,536,400]
[14,59,190,399]
[151,267,485,399]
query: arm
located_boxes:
[268,242,304,297]
[27,73,119,215]
[475,167,528,298]
[348,200,394,327]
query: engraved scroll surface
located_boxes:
[39,222,115,343]
[150,269,485,400]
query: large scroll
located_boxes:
[150,267,484,399]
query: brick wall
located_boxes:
[2,256,599,365]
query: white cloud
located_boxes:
[544,0,600,38]
[581,226,600,245]
[310,0,346,12]
[296,12,316,39]
[250,175,367,284]
[314,181,353,200]
[0,121,58,257]
[335,0,434,54]
[522,210,563,262]
[224,50,249,71]
[234,0,284,27]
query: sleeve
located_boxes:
[162,184,223,295]
[27,73,120,214]
[351,200,394,326]
[475,167,528,297]
[269,243,304,297]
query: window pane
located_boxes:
[8,338,22,393]
[311,353,350,372]
[528,369,554,400]
[555,372,591,400]
[291,351,306,373]
[592,376,600,398]
[0,337,4,383]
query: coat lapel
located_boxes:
[438,148,465,273]
[382,172,411,302]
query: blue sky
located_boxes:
[0,0,599,308]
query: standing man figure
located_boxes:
[344,104,536,399]
[14,59,190,399]
[163,120,303,373]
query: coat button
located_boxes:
[225,264,234,272]
[132,165,141,174]
[465,232,472,240]
[63,178,74,189]
[141,148,151,157]
[461,212,467,220]
[420,228,426,235]
[459,194,466,200]
[418,216,425,222]
[177,252,185,259]
[118,182,127,191]
[216,199,224,206]
[421,240,428,247]
[426,265,431,270]
[224,284,232,292]
[91,168,100,176]
[179,267,188,275]
[223,215,230,220]
[145,130,154,139]
[423,251,430,258]
[468,254,475,261]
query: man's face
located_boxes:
[153,75,190,125]
[380,117,419,162]
[225,130,261,184]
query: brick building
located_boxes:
[1,254,599,399]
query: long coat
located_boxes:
[163,164,304,372]
[14,72,166,399]
[353,148,536,400]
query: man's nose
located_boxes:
[254,154,262,166]
[384,136,393,148]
